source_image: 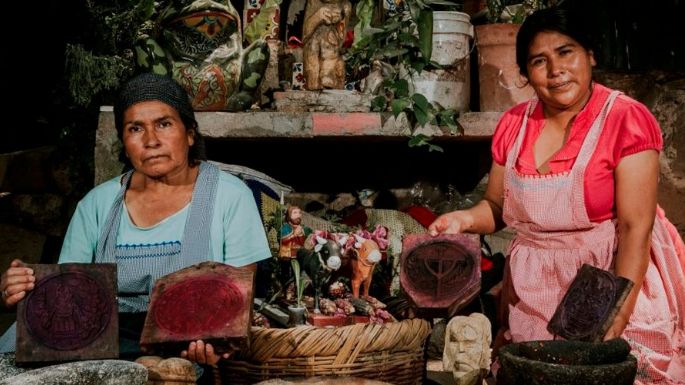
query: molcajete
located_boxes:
[498,339,637,385]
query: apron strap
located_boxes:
[95,170,135,263]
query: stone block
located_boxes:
[1,359,147,385]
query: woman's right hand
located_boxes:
[428,210,474,236]
[0,259,35,308]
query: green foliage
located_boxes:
[486,0,565,24]
[346,0,463,151]
[291,259,305,308]
[64,44,132,106]
[64,0,159,106]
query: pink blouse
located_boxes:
[491,83,663,222]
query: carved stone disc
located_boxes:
[400,234,481,317]
[405,241,475,299]
[24,271,112,351]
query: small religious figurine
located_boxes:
[279,206,312,260]
[443,313,492,385]
[278,206,312,288]
[302,0,352,90]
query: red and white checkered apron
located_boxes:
[502,91,685,384]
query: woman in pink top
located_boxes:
[429,8,684,384]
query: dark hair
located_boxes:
[114,73,207,168]
[516,8,594,77]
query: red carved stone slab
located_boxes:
[140,261,254,355]
[548,264,634,342]
[400,234,481,318]
[16,263,118,364]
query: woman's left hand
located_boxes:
[180,340,231,366]
[603,312,629,341]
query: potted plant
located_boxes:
[346,0,463,152]
[287,259,308,326]
[474,0,564,111]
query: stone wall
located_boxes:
[595,71,685,235]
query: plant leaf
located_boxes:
[408,134,444,152]
[417,10,433,61]
[393,79,410,98]
[291,259,303,307]
[371,95,388,111]
[408,133,430,147]
[391,98,411,116]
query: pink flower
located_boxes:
[371,225,389,250]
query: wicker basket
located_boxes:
[220,319,431,384]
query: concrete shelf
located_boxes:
[95,108,501,190]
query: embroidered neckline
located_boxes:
[115,240,182,259]
[512,168,571,179]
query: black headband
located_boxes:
[114,73,196,135]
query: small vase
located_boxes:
[287,305,307,327]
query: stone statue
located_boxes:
[134,0,270,111]
[443,313,492,385]
[302,0,352,90]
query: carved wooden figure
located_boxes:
[302,0,352,90]
[349,235,382,298]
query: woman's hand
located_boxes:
[428,211,474,236]
[180,340,231,366]
[0,259,35,308]
[428,163,506,237]
[603,312,630,341]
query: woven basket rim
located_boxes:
[236,318,431,362]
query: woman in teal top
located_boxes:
[0,73,271,366]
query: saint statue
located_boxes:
[279,206,312,260]
[302,0,352,90]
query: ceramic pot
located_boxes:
[287,305,307,327]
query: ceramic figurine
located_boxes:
[349,235,382,298]
[134,0,270,111]
[279,206,312,260]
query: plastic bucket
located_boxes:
[431,11,474,66]
[411,63,470,112]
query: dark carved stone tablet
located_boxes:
[548,264,634,342]
[400,234,481,317]
[140,261,254,355]
[16,263,118,364]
